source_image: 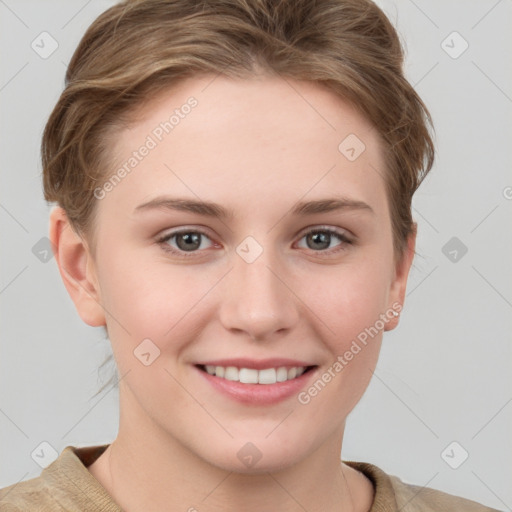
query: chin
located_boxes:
[195,436,310,475]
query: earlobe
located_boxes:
[384,226,417,331]
[49,207,106,327]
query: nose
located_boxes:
[218,245,300,342]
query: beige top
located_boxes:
[0,444,501,511]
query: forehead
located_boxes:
[101,74,388,221]
[124,73,380,153]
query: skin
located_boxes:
[50,73,415,512]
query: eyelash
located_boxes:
[156,226,353,258]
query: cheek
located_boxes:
[298,263,389,415]
[304,257,392,346]
[96,243,218,354]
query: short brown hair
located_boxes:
[42,0,434,258]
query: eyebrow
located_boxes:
[134,196,374,219]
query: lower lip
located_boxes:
[195,366,318,405]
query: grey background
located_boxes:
[1,0,511,509]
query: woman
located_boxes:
[0,0,502,510]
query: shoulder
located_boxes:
[345,460,502,512]
[0,474,54,511]
[387,473,502,512]
[0,444,117,512]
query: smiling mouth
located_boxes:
[196,364,317,384]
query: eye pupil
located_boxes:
[307,231,330,250]
[177,232,201,251]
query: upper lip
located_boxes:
[195,358,317,370]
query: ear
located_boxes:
[384,224,416,331]
[49,206,106,327]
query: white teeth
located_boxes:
[224,366,239,381]
[239,368,258,384]
[203,365,309,384]
[258,368,276,384]
[276,367,288,382]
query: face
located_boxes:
[58,74,413,473]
